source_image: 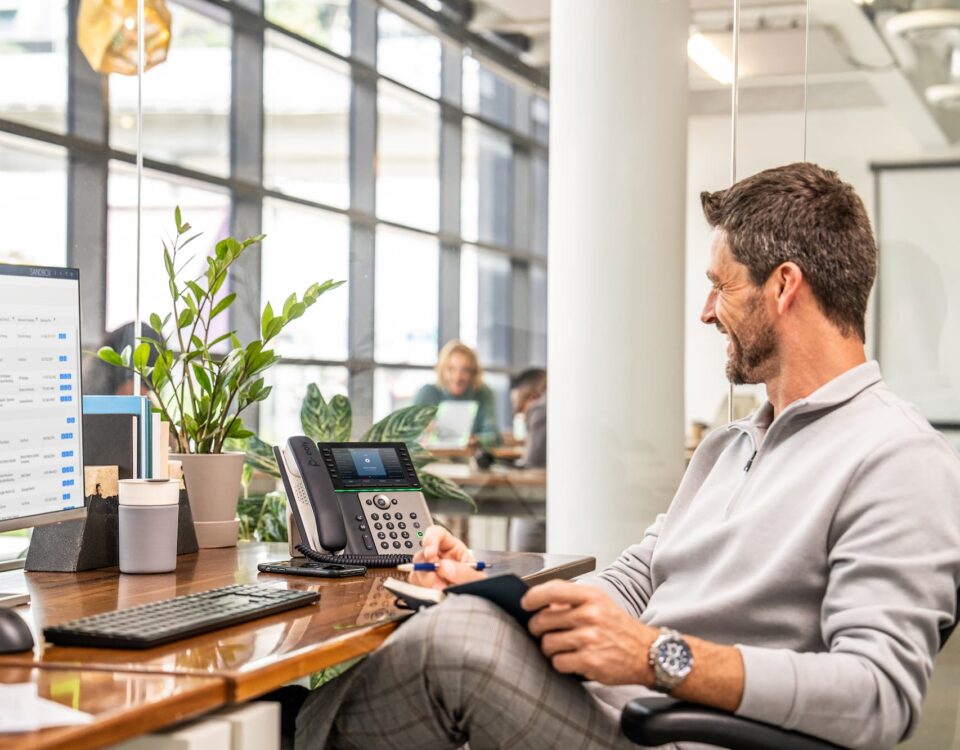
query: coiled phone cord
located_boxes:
[295,544,413,568]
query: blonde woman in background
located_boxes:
[414,340,500,445]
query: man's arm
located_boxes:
[527,432,960,750]
[524,582,745,711]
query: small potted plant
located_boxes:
[98,208,344,547]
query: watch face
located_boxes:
[656,638,693,677]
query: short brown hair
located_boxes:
[700,162,877,341]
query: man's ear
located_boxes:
[769,262,804,314]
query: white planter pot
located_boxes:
[170,452,245,548]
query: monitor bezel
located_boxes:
[0,263,87,534]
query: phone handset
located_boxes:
[278,436,347,553]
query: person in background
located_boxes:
[414,340,500,445]
[508,368,547,551]
[510,367,547,468]
[82,322,160,396]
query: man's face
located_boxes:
[701,232,778,385]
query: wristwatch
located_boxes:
[648,627,694,693]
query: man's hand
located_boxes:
[523,580,657,685]
[410,525,486,589]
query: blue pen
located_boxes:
[397,562,491,572]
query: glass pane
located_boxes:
[0,0,67,133]
[374,227,438,364]
[463,52,513,128]
[462,119,513,247]
[265,0,351,57]
[0,134,66,266]
[377,81,439,232]
[261,198,349,361]
[260,364,349,444]
[531,153,547,256]
[373,367,434,422]
[110,2,231,176]
[264,31,350,208]
[485,370,511,433]
[530,264,546,366]
[377,9,440,98]
[531,95,549,145]
[460,246,511,368]
[106,163,230,331]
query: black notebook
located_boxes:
[383,574,534,630]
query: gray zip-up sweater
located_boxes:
[585,361,960,749]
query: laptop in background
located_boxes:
[423,401,479,449]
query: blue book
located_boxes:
[82,396,152,478]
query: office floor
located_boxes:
[900,632,960,748]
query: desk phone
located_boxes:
[275,438,431,567]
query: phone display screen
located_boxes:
[330,447,408,487]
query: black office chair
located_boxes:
[621,595,959,750]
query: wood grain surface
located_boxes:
[0,667,224,750]
[0,543,594,702]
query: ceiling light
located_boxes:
[77,0,172,76]
[688,32,734,85]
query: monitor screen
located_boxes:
[329,446,409,488]
[0,264,85,531]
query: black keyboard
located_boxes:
[43,584,320,649]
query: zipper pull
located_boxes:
[744,450,757,472]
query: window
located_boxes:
[264,32,350,208]
[261,199,350,361]
[0,0,67,134]
[265,0,351,57]
[0,0,548,457]
[374,226,438,365]
[106,164,230,331]
[460,246,511,368]
[109,2,231,177]
[462,119,513,247]
[377,81,440,232]
[377,8,441,97]
[0,134,67,266]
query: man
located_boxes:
[296,163,960,750]
[509,367,547,469]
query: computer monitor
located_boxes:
[0,264,85,605]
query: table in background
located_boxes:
[0,543,594,704]
[0,667,225,750]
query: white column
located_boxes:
[547,0,688,567]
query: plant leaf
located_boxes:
[226,434,280,478]
[418,471,477,511]
[192,363,212,394]
[177,307,195,329]
[361,404,437,443]
[97,347,124,367]
[132,342,151,371]
[260,302,274,340]
[210,292,236,319]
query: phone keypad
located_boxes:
[357,491,429,555]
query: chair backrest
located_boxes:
[939,588,960,651]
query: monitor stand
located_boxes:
[0,592,29,608]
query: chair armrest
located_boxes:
[620,696,846,750]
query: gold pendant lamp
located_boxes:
[78,0,172,76]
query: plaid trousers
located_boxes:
[295,594,679,750]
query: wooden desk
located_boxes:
[0,667,225,750]
[0,543,594,703]
[426,463,547,517]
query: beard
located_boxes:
[724,293,778,385]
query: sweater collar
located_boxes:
[731,360,883,434]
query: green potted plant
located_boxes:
[97,208,344,547]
